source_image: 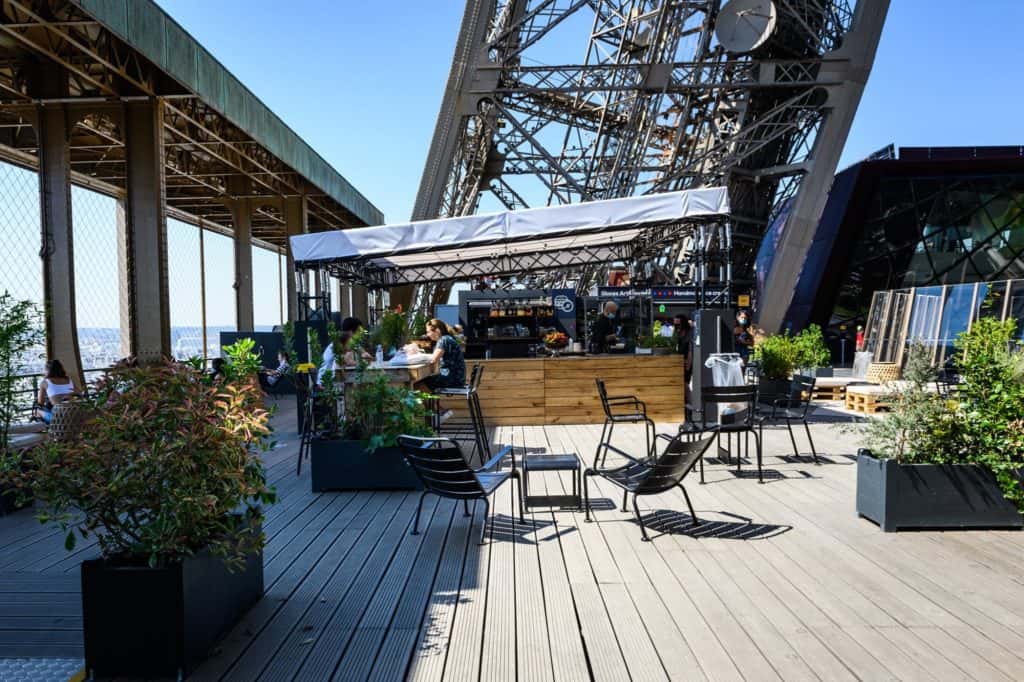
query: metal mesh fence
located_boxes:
[203,228,236,358]
[71,185,122,370]
[252,244,282,329]
[167,218,205,360]
[0,161,44,380]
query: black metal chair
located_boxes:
[594,378,655,469]
[435,364,490,465]
[397,435,523,544]
[691,385,762,483]
[936,369,961,399]
[584,433,715,541]
[757,374,818,463]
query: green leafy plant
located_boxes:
[752,333,796,380]
[954,318,1024,509]
[281,321,296,366]
[373,308,408,352]
[855,341,959,463]
[0,292,42,450]
[411,313,428,338]
[793,324,831,370]
[637,321,676,350]
[222,337,263,383]
[0,360,276,569]
[344,367,434,452]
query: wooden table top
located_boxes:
[340,358,438,384]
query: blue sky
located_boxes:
[156,0,1024,223]
[5,1,1023,331]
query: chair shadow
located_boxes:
[778,454,845,465]
[728,469,786,481]
[639,508,792,541]
[487,513,574,545]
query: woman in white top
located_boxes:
[36,359,75,424]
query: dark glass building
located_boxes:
[768,146,1024,336]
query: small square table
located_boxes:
[519,452,582,510]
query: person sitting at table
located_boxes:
[734,309,755,362]
[35,359,76,424]
[673,314,694,385]
[422,318,465,391]
[258,350,291,393]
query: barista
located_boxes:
[591,300,619,354]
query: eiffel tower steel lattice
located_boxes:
[412,0,889,328]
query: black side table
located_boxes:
[520,453,582,510]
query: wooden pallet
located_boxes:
[845,390,891,414]
[811,384,846,401]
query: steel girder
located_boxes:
[414,0,886,322]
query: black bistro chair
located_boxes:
[584,433,715,541]
[691,385,762,483]
[757,374,818,463]
[594,378,655,469]
[435,364,490,464]
[397,435,523,544]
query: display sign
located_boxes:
[737,294,750,307]
[550,288,577,339]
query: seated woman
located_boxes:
[209,357,228,382]
[422,319,466,391]
[258,350,291,393]
[36,359,76,424]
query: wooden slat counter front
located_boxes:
[440,355,685,425]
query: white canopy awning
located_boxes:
[291,187,730,285]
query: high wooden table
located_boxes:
[440,354,685,425]
[341,358,438,387]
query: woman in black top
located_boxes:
[423,319,466,390]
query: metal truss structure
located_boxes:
[414,0,888,322]
[0,0,372,245]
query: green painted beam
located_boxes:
[72,0,383,227]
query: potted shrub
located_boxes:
[310,345,434,491]
[751,332,796,403]
[854,332,1023,531]
[0,349,276,678]
[636,321,675,356]
[373,306,408,356]
[0,292,42,515]
[793,324,833,377]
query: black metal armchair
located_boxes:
[584,433,715,541]
[397,435,523,544]
[757,374,818,463]
[691,385,762,483]
[594,378,655,469]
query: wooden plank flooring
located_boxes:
[1,400,1023,680]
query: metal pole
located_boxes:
[199,221,207,362]
[278,250,284,326]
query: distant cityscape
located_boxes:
[18,326,276,377]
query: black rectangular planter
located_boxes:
[856,452,1023,531]
[81,541,263,678]
[311,439,423,491]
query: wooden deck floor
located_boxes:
[2,402,1024,681]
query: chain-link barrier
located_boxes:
[71,186,122,370]
[167,218,205,360]
[253,244,283,329]
[203,229,236,358]
[0,161,44,378]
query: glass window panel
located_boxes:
[937,283,978,366]
[252,245,282,330]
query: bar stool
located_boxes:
[435,364,490,465]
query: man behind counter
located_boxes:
[591,300,619,354]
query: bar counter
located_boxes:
[442,354,685,425]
